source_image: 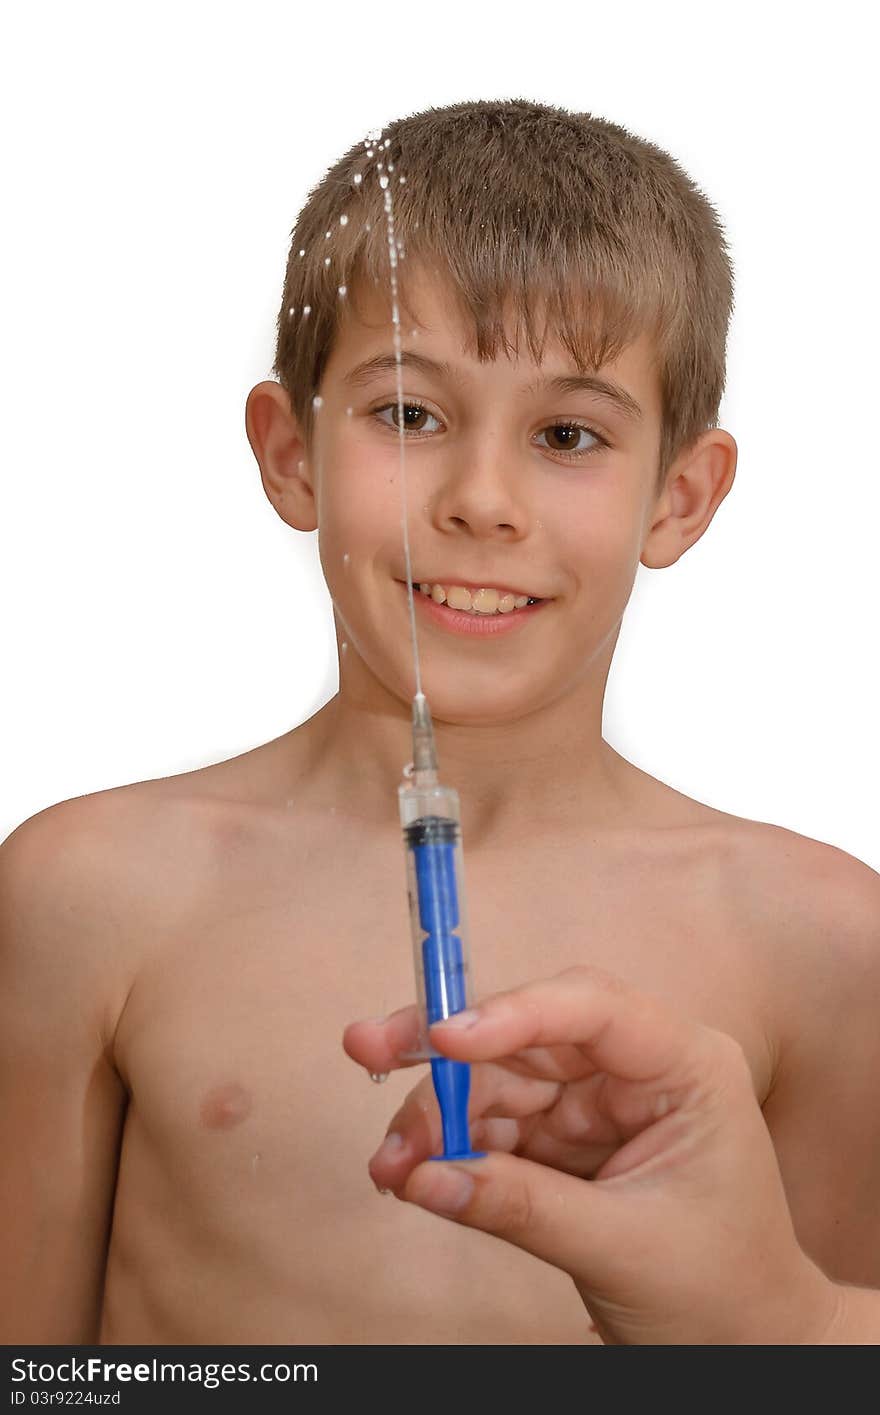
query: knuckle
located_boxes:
[492,1174,536,1237]
[557,962,627,994]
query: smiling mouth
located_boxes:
[395,580,549,637]
[396,580,545,616]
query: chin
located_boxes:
[415,682,546,728]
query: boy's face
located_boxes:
[267,265,711,727]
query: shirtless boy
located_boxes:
[2,98,879,1346]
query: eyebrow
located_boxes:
[342,351,644,423]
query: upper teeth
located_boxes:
[418,583,534,614]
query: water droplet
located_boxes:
[287,306,295,318]
[383,138,391,148]
[387,163,394,172]
[298,248,306,257]
[324,256,331,266]
[353,173,363,186]
[343,552,351,565]
[377,161,384,171]
[302,304,311,316]
[379,175,389,190]
[366,149,374,158]
[297,460,304,472]
[312,395,323,410]
[325,230,332,239]
[369,1072,389,1084]
[377,1187,391,1196]
[398,175,406,184]
[341,641,348,654]
[364,222,371,232]
[338,285,347,297]
[339,214,349,226]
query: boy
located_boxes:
[2,98,879,1345]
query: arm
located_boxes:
[758,837,880,1288]
[0,801,131,1342]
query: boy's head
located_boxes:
[246,98,737,725]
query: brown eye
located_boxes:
[535,421,607,460]
[373,402,441,434]
[543,423,594,453]
[396,404,429,430]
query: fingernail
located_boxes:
[434,1008,481,1030]
[370,1131,404,1166]
[417,1166,475,1215]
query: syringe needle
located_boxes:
[411,691,438,784]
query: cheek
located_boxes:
[316,456,400,590]
[558,494,644,615]
[562,487,640,568]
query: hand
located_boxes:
[344,966,840,1345]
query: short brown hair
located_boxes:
[272,98,734,489]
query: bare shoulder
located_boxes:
[0,790,143,987]
[647,798,880,1040]
[0,725,305,935]
[717,816,880,985]
[0,765,260,1019]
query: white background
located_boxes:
[2,2,877,869]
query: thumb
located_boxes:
[402,1150,633,1283]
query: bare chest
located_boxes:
[106,820,767,1342]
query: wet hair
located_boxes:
[272,97,735,491]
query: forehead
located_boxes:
[326,262,660,416]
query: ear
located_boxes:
[245,380,317,532]
[640,428,737,569]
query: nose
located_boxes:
[430,433,531,542]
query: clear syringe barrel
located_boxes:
[398,778,475,1061]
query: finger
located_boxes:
[518,1072,625,1176]
[401,1149,636,1285]
[500,1041,600,1085]
[430,965,705,1090]
[368,1072,441,1191]
[343,1005,426,1074]
[370,1112,528,1193]
[368,1062,562,1189]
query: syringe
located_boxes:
[398,691,485,1161]
[375,132,483,1161]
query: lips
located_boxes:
[398,580,549,636]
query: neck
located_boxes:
[289,649,635,846]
